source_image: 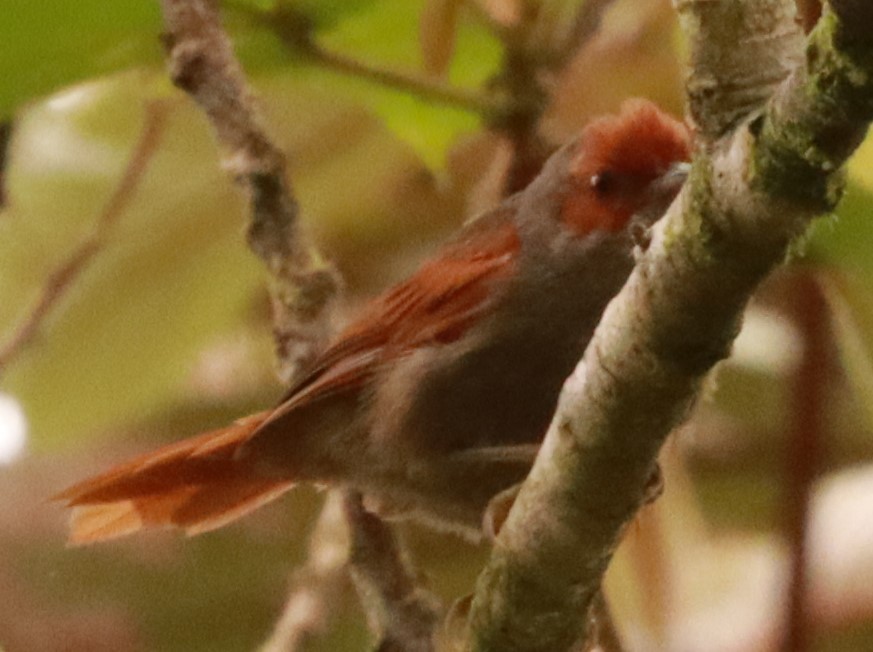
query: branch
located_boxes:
[241,4,502,118]
[263,492,442,652]
[159,5,440,649]
[261,492,350,652]
[343,492,441,652]
[465,1,873,649]
[0,104,167,375]
[780,273,829,652]
[297,41,501,117]
[589,593,625,652]
[549,0,619,69]
[159,0,339,382]
[681,0,804,138]
[493,0,618,194]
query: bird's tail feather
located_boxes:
[55,412,294,545]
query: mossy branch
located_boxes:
[160,0,339,383]
[464,1,873,650]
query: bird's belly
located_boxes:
[401,333,583,452]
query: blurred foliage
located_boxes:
[3,0,873,651]
[1,77,267,448]
[0,0,163,119]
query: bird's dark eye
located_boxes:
[589,170,616,196]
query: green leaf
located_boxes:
[0,0,162,117]
[0,0,384,117]
[806,180,873,274]
[420,0,465,78]
[308,0,501,168]
[807,133,873,272]
[224,0,502,168]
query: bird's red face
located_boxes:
[561,100,692,235]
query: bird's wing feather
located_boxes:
[267,210,521,417]
[55,211,520,543]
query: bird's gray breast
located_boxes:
[393,227,637,454]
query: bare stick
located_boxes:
[160,0,339,382]
[343,492,441,652]
[780,273,828,652]
[159,6,439,649]
[261,492,350,652]
[489,0,620,195]
[550,0,620,69]
[0,104,168,374]
[255,5,501,118]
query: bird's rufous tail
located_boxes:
[54,412,294,545]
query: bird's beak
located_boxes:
[633,161,690,229]
[652,161,690,200]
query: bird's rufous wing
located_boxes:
[56,210,520,543]
[263,209,521,418]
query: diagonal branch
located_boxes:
[343,492,441,652]
[0,103,168,375]
[159,0,339,383]
[780,273,829,652]
[159,5,439,650]
[256,4,502,119]
[492,0,618,195]
[549,0,620,69]
[260,492,351,652]
[464,1,873,650]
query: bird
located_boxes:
[56,99,691,545]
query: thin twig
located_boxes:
[160,0,339,382]
[492,45,549,194]
[241,4,503,119]
[343,491,441,652]
[486,0,620,195]
[0,104,168,375]
[780,272,828,652]
[299,40,502,117]
[159,7,438,650]
[261,492,351,652]
[625,506,671,647]
[550,0,619,69]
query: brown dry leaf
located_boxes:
[420,0,465,78]
[471,0,522,30]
